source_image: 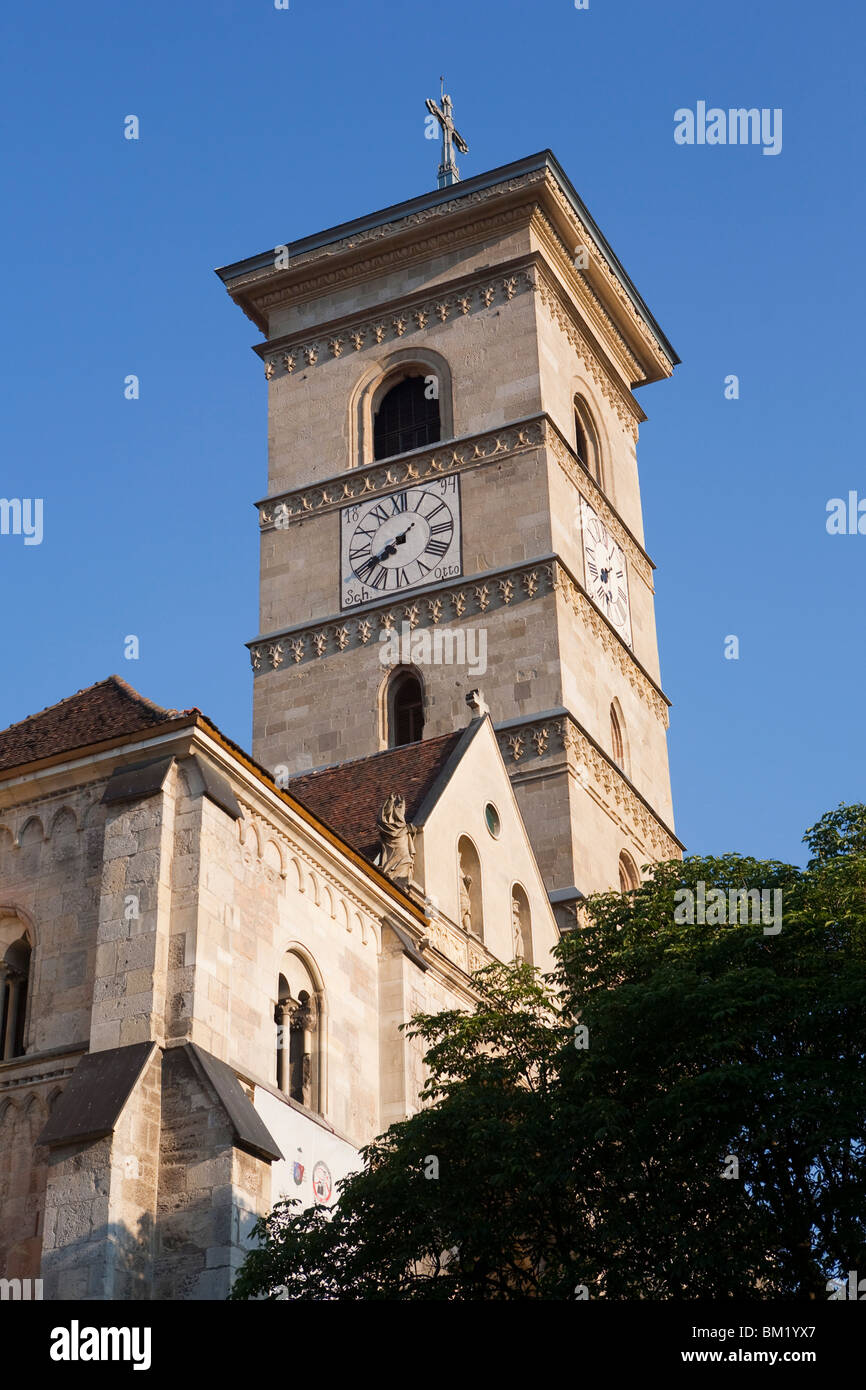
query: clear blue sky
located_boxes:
[1,0,862,866]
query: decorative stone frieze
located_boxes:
[261,270,534,383]
[494,714,680,862]
[257,414,654,595]
[250,554,669,728]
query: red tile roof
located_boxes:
[289,732,464,862]
[0,676,191,774]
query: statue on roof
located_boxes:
[376,793,417,883]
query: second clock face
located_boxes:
[581,501,632,647]
[340,478,462,608]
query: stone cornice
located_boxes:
[256,251,643,441]
[249,553,670,728]
[225,171,548,328]
[533,261,641,439]
[257,413,655,591]
[219,154,677,379]
[537,169,673,384]
[495,710,682,862]
[529,205,643,387]
[259,263,535,380]
[255,202,540,324]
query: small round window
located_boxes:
[484,803,501,838]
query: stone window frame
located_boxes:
[349,347,454,470]
[0,907,36,1061]
[379,663,426,751]
[275,944,328,1117]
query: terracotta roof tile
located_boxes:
[289,733,463,863]
[0,676,191,774]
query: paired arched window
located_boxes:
[511,885,532,964]
[457,836,484,941]
[373,374,441,461]
[386,668,425,747]
[618,850,640,894]
[275,952,323,1113]
[573,396,602,487]
[0,924,31,1061]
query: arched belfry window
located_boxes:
[457,836,484,942]
[573,396,602,486]
[373,375,440,461]
[387,668,425,747]
[0,925,32,1060]
[618,850,640,894]
[275,953,323,1113]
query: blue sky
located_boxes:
[1,0,862,865]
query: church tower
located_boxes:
[218,146,682,931]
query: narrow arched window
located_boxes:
[374,375,440,461]
[609,699,630,777]
[457,836,484,942]
[610,703,624,768]
[0,933,31,1060]
[275,955,322,1113]
[618,850,640,894]
[573,396,601,486]
[388,669,425,747]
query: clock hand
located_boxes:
[372,523,416,563]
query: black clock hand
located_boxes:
[372,523,416,563]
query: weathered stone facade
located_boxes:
[0,685,558,1298]
[220,152,682,931]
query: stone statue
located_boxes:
[376,793,416,881]
[512,895,525,961]
[458,854,473,934]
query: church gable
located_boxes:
[413,716,560,970]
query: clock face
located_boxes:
[581,502,632,647]
[340,478,462,608]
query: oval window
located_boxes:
[484,803,501,838]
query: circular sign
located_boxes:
[312,1161,333,1204]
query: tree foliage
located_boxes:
[231,804,866,1300]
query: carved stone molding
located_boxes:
[250,558,557,675]
[423,913,496,978]
[558,574,669,727]
[250,553,669,728]
[532,265,640,440]
[258,417,546,528]
[245,174,548,309]
[543,421,654,590]
[261,269,534,382]
[538,169,671,378]
[495,713,680,863]
[257,416,655,596]
[234,792,380,939]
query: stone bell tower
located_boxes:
[217,148,682,930]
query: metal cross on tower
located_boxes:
[425,78,468,189]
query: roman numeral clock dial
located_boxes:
[581,501,632,647]
[340,478,462,608]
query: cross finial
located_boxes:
[425,80,468,189]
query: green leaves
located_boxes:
[231,804,866,1300]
